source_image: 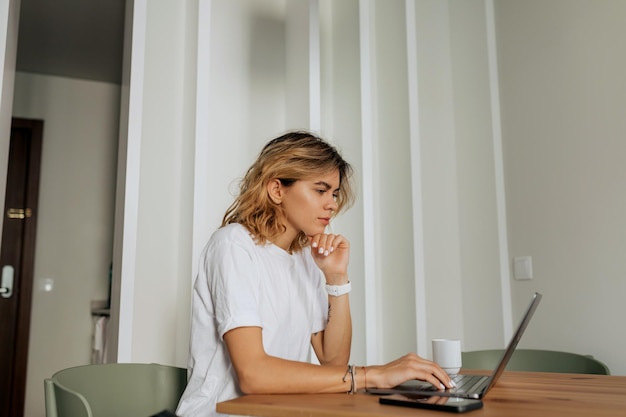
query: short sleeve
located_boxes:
[204,229,263,339]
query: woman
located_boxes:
[176,131,454,417]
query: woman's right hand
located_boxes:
[365,353,455,390]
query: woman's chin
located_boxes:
[305,228,326,238]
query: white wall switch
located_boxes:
[513,256,533,280]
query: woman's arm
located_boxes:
[308,233,352,365]
[224,326,351,394]
[310,290,351,365]
[224,326,455,394]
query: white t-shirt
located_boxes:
[176,223,328,417]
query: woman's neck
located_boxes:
[271,229,299,252]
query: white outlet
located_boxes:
[513,256,533,280]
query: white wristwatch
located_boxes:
[325,281,351,297]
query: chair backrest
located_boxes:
[461,349,610,375]
[44,377,91,417]
[44,363,187,417]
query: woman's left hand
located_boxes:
[308,234,350,283]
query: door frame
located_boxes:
[0,117,43,416]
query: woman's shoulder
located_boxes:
[210,223,254,244]
[202,224,257,263]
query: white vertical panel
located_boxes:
[309,0,320,131]
[0,0,19,239]
[409,0,466,352]
[117,0,147,363]
[286,0,311,129]
[358,0,380,365]
[309,1,321,364]
[192,0,212,288]
[485,0,513,342]
[404,0,428,358]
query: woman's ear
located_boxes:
[267,179,283,204]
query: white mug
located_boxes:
[432,338,462,375]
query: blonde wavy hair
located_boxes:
[222,131,355,252]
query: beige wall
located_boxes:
[497,0,626,375]
[12,72,120,417]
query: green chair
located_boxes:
[44,363,187,417]
[462,349,610,375]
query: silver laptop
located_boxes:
[367,292,542,399]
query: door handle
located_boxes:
[1,265,14,298]
[7,208,32,219]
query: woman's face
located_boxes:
[277,170,340,243]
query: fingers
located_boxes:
[309,233,347,257]
[395,353,456,390]
[308,234,350,281]
[416,358,455,390]
[361,354,456,394]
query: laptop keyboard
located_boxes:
[451,374,488,393]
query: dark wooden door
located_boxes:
[0,118,43,417]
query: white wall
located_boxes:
[203,0,290,230]
[447,0,509,350]
[112,0,507,371]
[366,0,506,361]
[183,0,501,368]
[319,0,367,363]
[107,0,626,387]
[497,0,626,375]
[110,0,200,365]
[12,72,120,417]
[411,0,468,355]
[0,0,20,236]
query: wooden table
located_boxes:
[217,371,626,416]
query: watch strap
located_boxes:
[325,281,351,297]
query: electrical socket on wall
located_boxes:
[513,256,533,280]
